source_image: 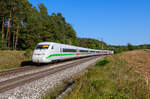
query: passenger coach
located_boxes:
[32,42,113,63]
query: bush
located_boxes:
[96,59,110,66]
[127,43,134,51]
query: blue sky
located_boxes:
[29,0,150,45]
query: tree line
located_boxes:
[108,43,150,53]
[0,0,80,50]
[0,0,106,50]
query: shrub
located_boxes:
[127,43,134,51]
[96,59,110,66]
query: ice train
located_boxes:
[32,42,114,63]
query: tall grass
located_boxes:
[63,53,150,99]
[0,50,32,70]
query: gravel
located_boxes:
[0,59,81,82]
[0,56,103,99]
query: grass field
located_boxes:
[0,50,32,70]
[1,50,150,98]
[62,50,150,99]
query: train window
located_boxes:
[79,50,88,53]
[36,45,49,50]
[63,48,77,52]
[90,51,95,53]
[51,46,54,49]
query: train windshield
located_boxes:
[35,45,50,50]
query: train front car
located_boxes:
[32,42,51,63]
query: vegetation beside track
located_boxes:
[0,50,32,70]
[62,50,150,99]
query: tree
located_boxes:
[78,38,107,49]
[127,43,134,50]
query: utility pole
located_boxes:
[101,38,104,50]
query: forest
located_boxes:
[0,0,149,52]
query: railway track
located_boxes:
[0,56,99,93]
[0,56,92,77]
[0,66,37,77]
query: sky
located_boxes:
[28,0,150,45]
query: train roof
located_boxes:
[37,42,111,52]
